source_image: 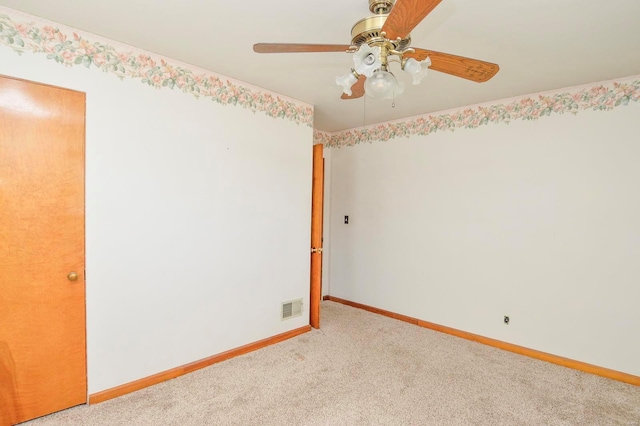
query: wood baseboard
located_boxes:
[324,296,640,387]
[89,325,312,404]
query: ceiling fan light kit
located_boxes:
[365,70,404,100]
[253,0,499,101]
[335,70,359,96]
[353,44,382,77]
[403,56,432,85]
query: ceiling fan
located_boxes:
[253,0,499,101]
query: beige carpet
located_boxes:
[26,301,640,425]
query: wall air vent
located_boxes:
[281,298,303,320]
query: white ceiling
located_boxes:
[2,0,640,132]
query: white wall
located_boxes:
[0,25,312,392]
[329,99,640,376]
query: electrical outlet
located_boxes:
[504,316,510,325]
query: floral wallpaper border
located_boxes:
[0,7,313,126]
[315,76,640,148]
[312,130,332,146]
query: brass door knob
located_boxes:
[67,272,78,281]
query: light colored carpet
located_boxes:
[26,301,640,425]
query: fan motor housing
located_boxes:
[350,15,411,50]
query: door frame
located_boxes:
[310,144,324,328]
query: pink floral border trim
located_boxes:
[313,130,332,146]
[319,78,640,148]
[0,8,313,126]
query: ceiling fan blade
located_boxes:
[406,48,500,82]
[253,43,352,53]
[341,75,366,100]
[381,0,443,41]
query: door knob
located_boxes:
[67,272,78,281]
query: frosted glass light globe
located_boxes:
[364,70,398,99]
[404,58,422,74]
[336,71,358,96]
[353,44,382,77]
[403,57,432,85]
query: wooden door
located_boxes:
[310,144,324,329]
[0,75,86,425]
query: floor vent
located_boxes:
[282,299,303,320]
